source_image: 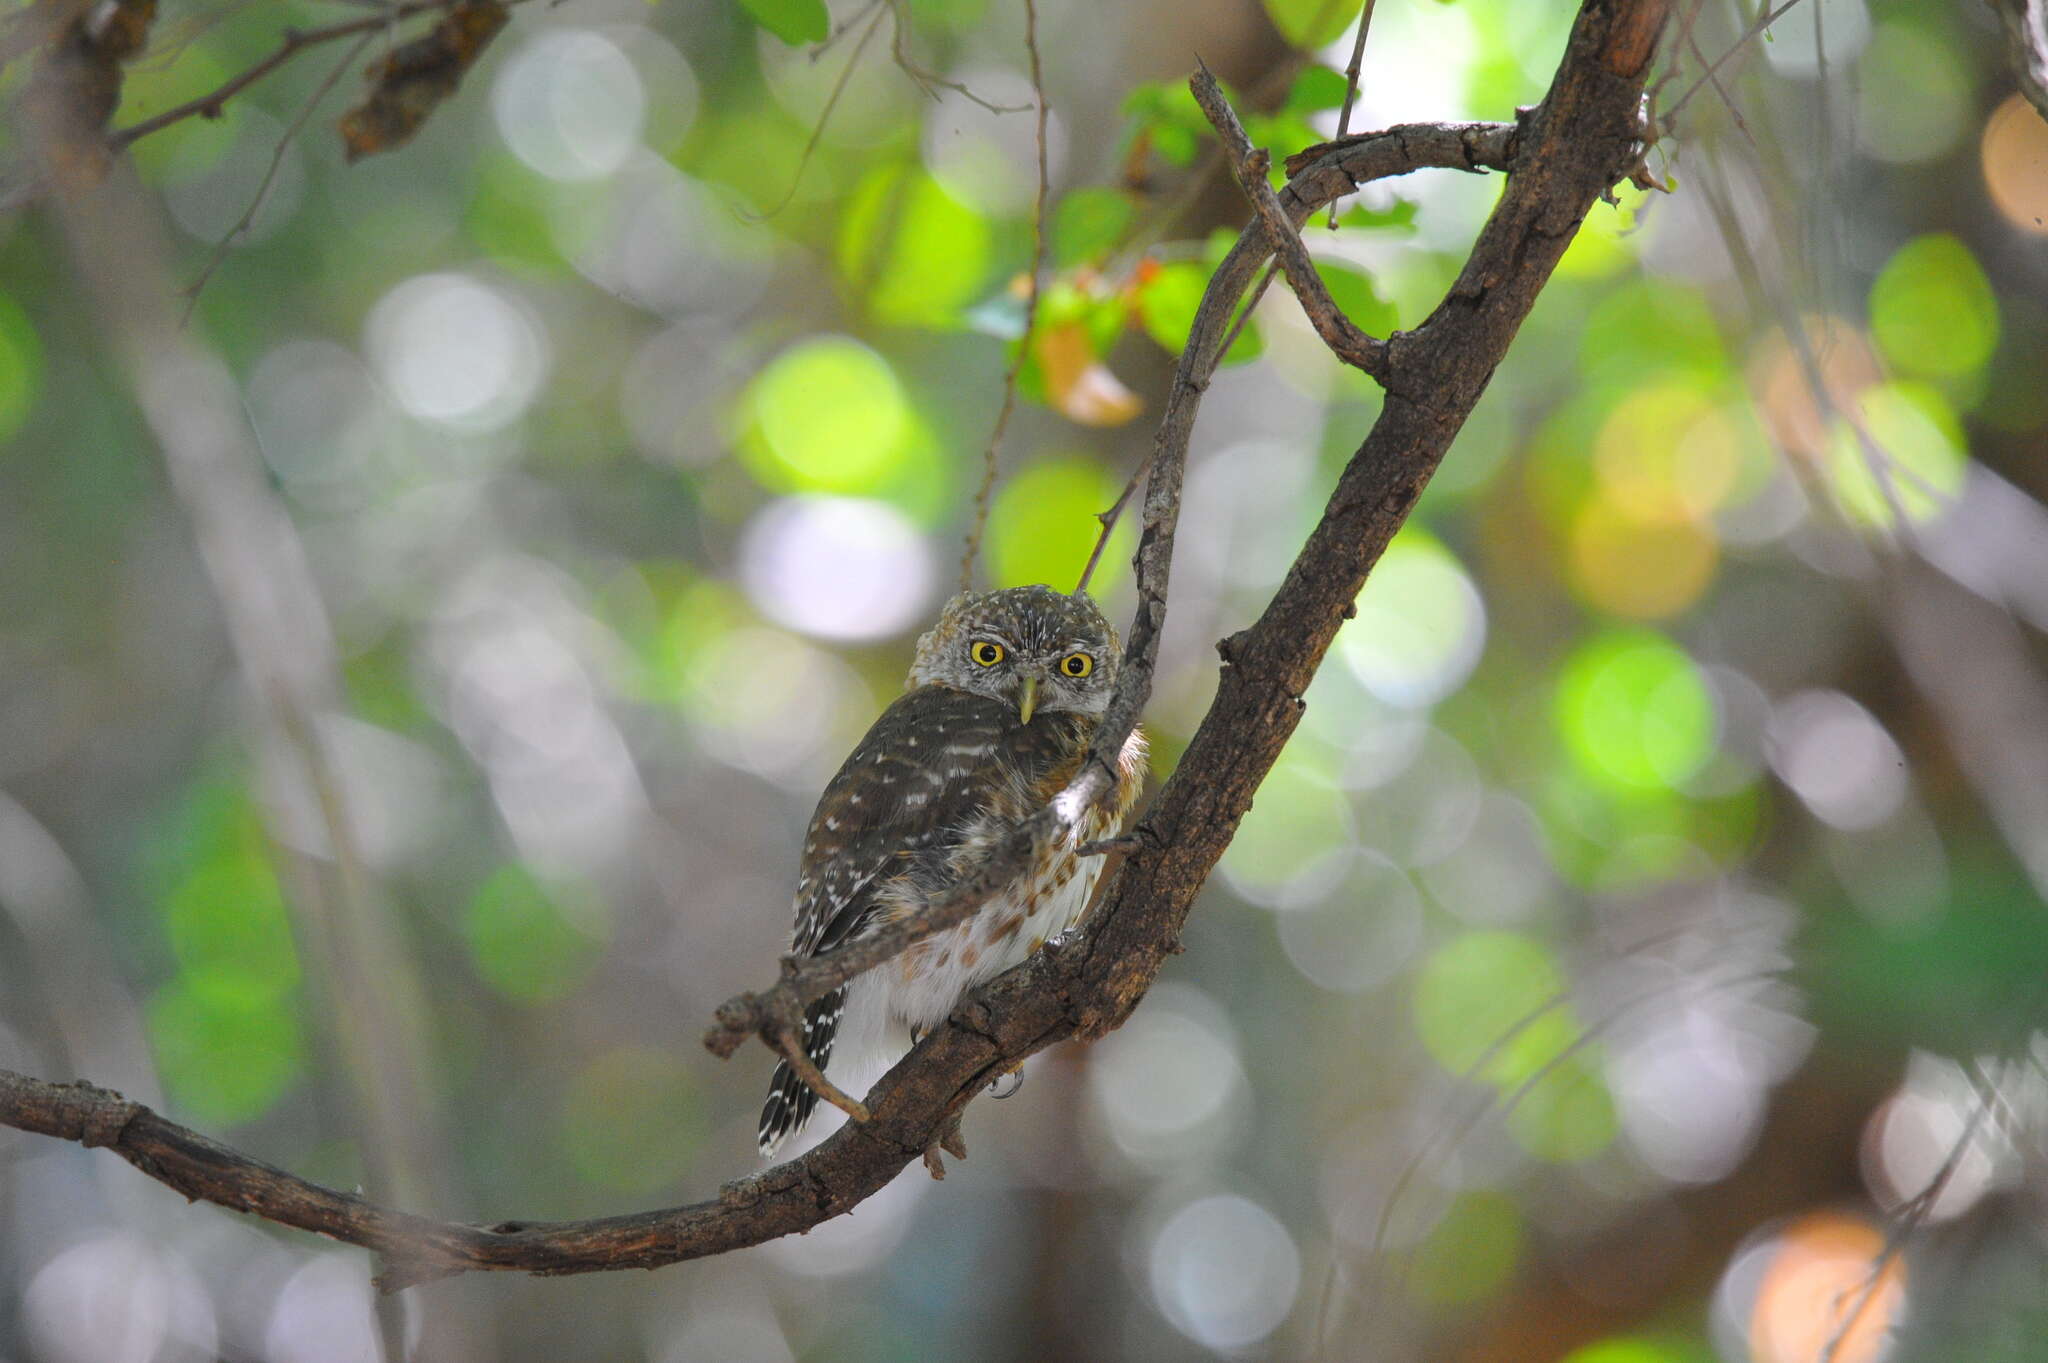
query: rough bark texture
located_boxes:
[0,0,1669,1291]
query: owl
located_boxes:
[757,584,1148,1157]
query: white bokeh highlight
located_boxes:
[492,28,648,182]
[1147,1194,1301,1352]
[739,496,934,643]
[366,274,549,432]
[1086,983,1247,1168]
[1767,689,1909,831]
[24,1234,218,1363]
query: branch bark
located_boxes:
[0,0,1668,1290]
[1988,0,2048,126]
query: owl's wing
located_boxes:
[789,686,1034,957]
[763,686,1090,1155]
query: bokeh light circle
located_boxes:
[365,273,549,431]
[1147,1194,1301,1350]
[491,28,647,181]
[1555,630,1717,793]
[1339,529,1487,707]
[1982,93,2048,236]
[742,337,911,494]
[738,495,934,642]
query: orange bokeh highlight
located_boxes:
[1746,317,1884,459]
[1568,498,1718,620]
[1982,94,2048,236]
[1749,1212,1906,1363]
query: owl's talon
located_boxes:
[989,1066,1025,1100]
[923,1114,969,1179]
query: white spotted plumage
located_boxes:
[757,586,1146,1158]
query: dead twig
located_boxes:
[108,0,461,150]
[179,31,372,322]
[958,0,1049,592]
[1195,63,1388,376]
[1324,0,1377,228]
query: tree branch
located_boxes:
[1988,0,2048,125]
[0,0,1668,1289]
[1194,61,1389,377]
[106,0,464,151]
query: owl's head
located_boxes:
[908,585,1121,721]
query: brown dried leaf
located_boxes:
[337,0,508,164]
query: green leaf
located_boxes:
[1123,78,1220,168]
[1339,198,1419,232]
[1312,259,1399,335]
[1138,261,1262,365]
[1052,188,1138,266]
[1263,0,1365,49]
[1282,65,1353,115]
[736,0,829,45]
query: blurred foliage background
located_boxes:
[3,0,2048,1359]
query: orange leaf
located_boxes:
[1037,320,1143,427]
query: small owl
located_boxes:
[757,584,1148,1157]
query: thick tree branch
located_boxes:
[0,0,1667,1289]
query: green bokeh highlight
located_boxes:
[738,0,829,44]
[1555,630,1715,794]
[1827,381,1967,527]
[1340,527,1482,708]
[1051,188,1138,267]
[1503,1053,1619,1162]
[738,337,951,521]
[986,456,1130,593]
[1869,234,1998,382]
[1263,0,1365,48]
[1414,930,1574,1083]
[165,857,301,1007]
[1562,1338,1696,1363]
[148,980,305,1127]
[1221,748,1350,898]
[1410,1191,1524,1306]
[1139,261,1262,365]
[559,1046,705,1192]
[0,290,45,443]
[838,163,992,327]
[465,865,612,1003]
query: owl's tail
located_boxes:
[756,985,844,1158]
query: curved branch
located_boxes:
[0,0,1667,1289]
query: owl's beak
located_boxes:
[1016,674,1040,725]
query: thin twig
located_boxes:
[1075,453,1149,597]
[1815,1063,1997,1363]
[1194,63,1388,376]
[958,0,1049,593]
[743,1,888,222]
[1665,0,1805,123]
[886,0,1029,112]
[772,1022,871,1122]
[179,32,371,324]
[1217,258,1279,358]
[1324,0,1377,228]
[108,0,461,150]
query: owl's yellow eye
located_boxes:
[969,640,1006,667]
[1059,652,1094,678]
